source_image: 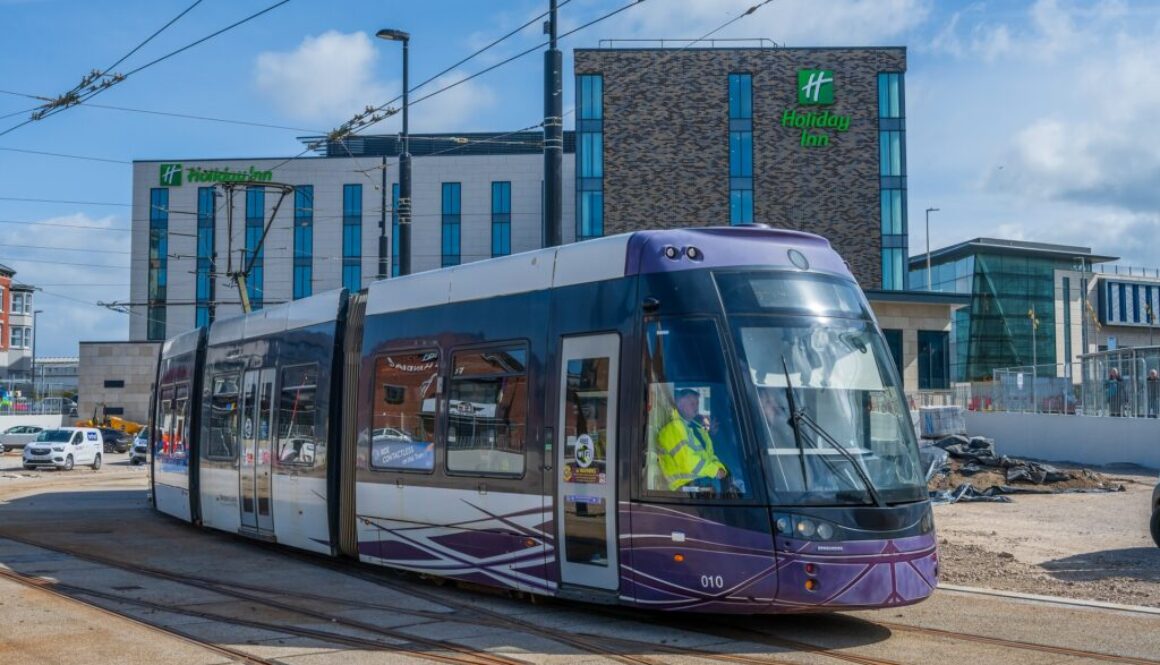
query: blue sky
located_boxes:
[2,0,1159,356]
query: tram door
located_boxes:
[239,368,276,534]
[555,334,620,591]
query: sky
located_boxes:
[2,0,1160,356]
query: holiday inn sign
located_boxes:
[783,69,851,147]
[159,163,274,187]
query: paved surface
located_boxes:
[1,455,1158,664]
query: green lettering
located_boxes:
[781,108,796,128]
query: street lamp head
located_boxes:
[926,207,940,214]
[376,29,409,42]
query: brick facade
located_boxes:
[575,47,906,289]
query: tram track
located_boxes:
[3,528,1156,665]
[0,566,279,665]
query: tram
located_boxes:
[149,226,938,613]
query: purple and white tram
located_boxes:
[150,226,938,613]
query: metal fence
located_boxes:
[944,346,1160,418]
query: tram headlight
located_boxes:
[775,516,790,534]
[795,519,817,538]
[816,522,834,540]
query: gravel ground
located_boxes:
[934,468,1160,607]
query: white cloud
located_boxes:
[986,31,1160,212]
[2,212,130,357]
[254,31,391,124]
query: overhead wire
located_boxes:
[0,0,293,139]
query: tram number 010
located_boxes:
[700,575,725,589]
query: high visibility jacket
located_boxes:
[655,409,727,491]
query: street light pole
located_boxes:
[925,207,939,290]
[31,309,43,402]
[376,28,411,276]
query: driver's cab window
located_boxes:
[643,319,750,499]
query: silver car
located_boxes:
[130,430,149,465]
[0,425,45,453]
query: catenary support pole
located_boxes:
[543,0,563,248]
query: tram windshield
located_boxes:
[718,272,926,506]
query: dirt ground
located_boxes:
[934,468,1160,607]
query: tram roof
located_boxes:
[366,226,849,317]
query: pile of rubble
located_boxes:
[923,434,1125,504]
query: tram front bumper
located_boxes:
[772,531,939,610]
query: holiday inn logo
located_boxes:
[157,163,274,187]
[798,69,834,105]
[159,163,183,187]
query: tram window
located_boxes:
[642,319,751,499]
[447,345,528,476]
[206,374,240,460]
[371,350,439,471]
[277,364,320,467]
[158,387,175,457]
[173,385,189,457]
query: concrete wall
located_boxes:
[78,342,161,425]
[964,411,1160,469]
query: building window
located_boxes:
[104,379,125,388]
[245,187,265,310]
[883,328,905,381]
[0,286,5,312]
[491,181,511,257]
[728,73,754,225]
[391,183,400,277]
[576,74,604,240]
[877,71,907,290]
[294,185,314,299]
[447,345,528,476]
[148,187,169,340]
[342,184,362,291]
[1062,277,1072,367]
[195,187,215,327]
[441,182,461,267]
[9,325,20,348]
[918,330,949,390]
[104,406,125,416]
[12,292,23,313]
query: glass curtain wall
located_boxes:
[195,187,215,327]
[244,187,265,310]
[576,74,604,240]
[148,188,168,340]
[877,72,907,290]
[342,184,362,291]
[294,185,313,299]
[728,73,754,225]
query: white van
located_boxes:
[22,427,104,471]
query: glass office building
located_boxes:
[911,239,1116,382]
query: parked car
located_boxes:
[0,425,45,453]
[98,428,131,454]
[22,427,103,471]
[129,429,149,465]
[1152,477,1160,548]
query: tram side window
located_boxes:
[371,350,439,471]
[642,319,751,499]
[277,364,320,467]
[158,387,175,456]
[447,345,528,476]
[206,374,240,460]
[173,385,189,457]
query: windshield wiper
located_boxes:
[780,357,886,508]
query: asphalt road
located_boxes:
[0,459,1157,665]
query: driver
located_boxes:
[655,388,729,491]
